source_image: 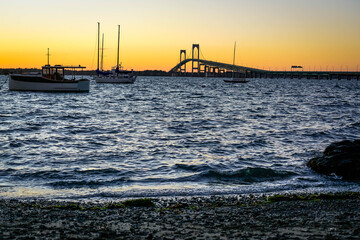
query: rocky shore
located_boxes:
[1,192,360,240]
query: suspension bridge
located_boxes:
[169,44,360,80]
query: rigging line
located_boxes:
[236,46,243,67]
[0,76,9,90]
[90,30,98,70]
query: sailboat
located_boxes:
[94,23,137,84]
[224,41,249,83]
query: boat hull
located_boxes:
[9,75,90,92]
[95,75,136,84]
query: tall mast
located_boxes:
[233,41,236,67]
[97,22,100,71]
[117,25,120,71]
[101,33,104,71]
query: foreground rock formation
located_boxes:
[307,140,360,180]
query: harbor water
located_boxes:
[0,76,360,201]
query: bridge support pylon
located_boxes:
[192,44,200,75]
[179,50,186,75]
[199,64,205,75]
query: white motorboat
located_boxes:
[224,41,249,83]
[9,64,90,92]
[94,23,137,84]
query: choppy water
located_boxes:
[0,75,360,201]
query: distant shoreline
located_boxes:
[2,68,360,79]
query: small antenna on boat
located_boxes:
[47,48,50,66]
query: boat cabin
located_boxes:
[42,65,86,81]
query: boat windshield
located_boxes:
[42,67,50,75]
[42,66,64,80]
[41,65,86,80]
[42,67,64,76]
[50,68,64,76]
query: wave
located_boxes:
[8,168,130,181]
[175,163,212,172]
[135,167,297,185]
[350,121,360,128]
[47,177,130,189]
[0,168,17,177]
[198,167,297,183]
[175,163,298,183]
[33,166,298,188]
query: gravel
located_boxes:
[1,194,360,240]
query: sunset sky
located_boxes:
[0,0,359,71]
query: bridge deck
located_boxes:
[169,58,360,79]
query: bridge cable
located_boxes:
[199,48,206,61]
[187,51,191,60]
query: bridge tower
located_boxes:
[180,50,186,74]
[192,44,200,74]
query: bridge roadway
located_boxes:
[169,58,360,80]
[169,58,264,74]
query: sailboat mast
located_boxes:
[233,41,236,66]
[101,34,104,71]
[117,25,120,71]
[97,22,100,71]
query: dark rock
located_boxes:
[307,140,360,180]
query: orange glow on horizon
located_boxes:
[0,0,359,72]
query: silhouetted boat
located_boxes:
[224,41,249,83]
[94,23,136,84]
[9,63,90,92]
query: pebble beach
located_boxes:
[1,193,360,240]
